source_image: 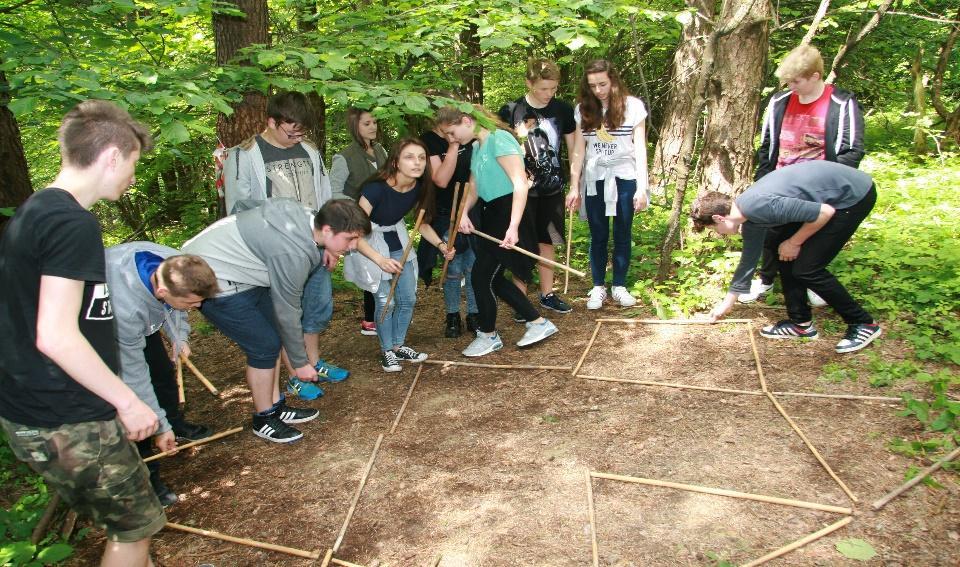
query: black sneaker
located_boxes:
[759,320,819,340]
[252,413,303,443]
[539,292,572,313]
[445,313,462,338]
[513,311,527,323]
[381,350,401,372]
[276,402,319,424]
[170,419,213,442]
[465,313,480,333]
[395,345,428,362]
[835,323,882,354]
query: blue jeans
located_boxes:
[443,234,478,315]
[584,178,636,287]
[200,287,280,369]
[374,250,417,351]
[302,267,332,334]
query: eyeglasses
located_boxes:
[279,123,305,141]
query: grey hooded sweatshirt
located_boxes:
[182,198,322,367]
[105,242,190,434]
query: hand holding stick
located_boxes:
[380,208,427,323]
[471,229,586,278]
[438,183,467,285]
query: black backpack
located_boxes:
[507,103,564,197]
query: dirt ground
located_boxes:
[66,283,959,566]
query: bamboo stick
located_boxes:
[589,472,852,514]
[424,359,571,371]
[165,522,321,559]
[578,375,765,397]
[585,470,599,567]
[747,321,768,392]
[438,183,464,285]
[330,558,368,567]
[31,493,61,544]
[180,354,220,397]
[771,391,905,402]
[381,209,427,323]
[872,445,960,510]
[390,365,423,434]
[740,516,853,567]
[571,321,603,376]
[764,392,858,503]
[143,426,243,462]
[333,433,386,553]
[176,355,185,404]
[596,318,753,324]
[432,554,443,567]
[320,549,333,567]
[471,229,587,277]
[563,207,574,295]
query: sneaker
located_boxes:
[807,289,828,307]
[610,286,637,307]
[512,311,527,323]
[252,413,303,443]
[586,286,607,310]
[381,350,402,372]
[517,319,558,347]
[759,320,819,340]
[315,360,349,383]
[835,323,882,354]
[395,345,428,363]
[462,332,504,357]
[445,313,463,338]
[465,313,480,333]
[360,320,377,336]
[540,292,572,313]
[286,377,324,401]
[149,470,178,508]
[738,279,775,304]
[169,418,213,442]
[276,401,319,424]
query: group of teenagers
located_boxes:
[0,45,881,567]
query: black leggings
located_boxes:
[363,290,375,322]
[137,333,183,469]
[472,255,540,333]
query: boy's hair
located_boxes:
[346,107,376,150]
[689,191,733,232]
[775,45,825,83]
[526,58,561,83]
[315,199,372,236]
[577,59,631,132]
[158,255,220,298]
[58,100,153,168]
[267,91,315,130]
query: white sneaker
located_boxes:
[516,319,558,347]
[586,286,606,310]
[807,289,827,307]
[610,286,637,307]
[737,279,774,304]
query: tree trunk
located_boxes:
[651,0,716,196]
[458,21,483,104]
[800,0,831,45]
[213,0,269,148]
[825,0,894,83]
[930,5,960,145]
[910,46,928,155]
[0,69,32,236]
[697,0,772,195]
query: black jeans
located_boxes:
[136,333,182,469]
[471,256,540,333]
[771,186,877,325]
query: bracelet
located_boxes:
[438,240,447,250]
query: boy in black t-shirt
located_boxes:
[0,100,165,566]
[498,58,577,316]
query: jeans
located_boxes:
[374,250,417,351]
[584,178,637,287]
[442,232,478,315]
[200,287,280,369]
[302,267,333,334]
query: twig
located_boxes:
[390,365,423,434]
[331,558,368,567]
[585,470,599,567]
[320,549,333,567]
[741,516,853,567]
[438,183,463,285]
[747,321,768,392]
[471,229,586,277]
[30,493,61,544]
[872,446,960,510]
[380,209,427,323]
[144,427,243,462]
[579,374,764,397]
[60,510,78,540]
[596,318,753,324]
[424,360,571,371]
[333,434,386,553]
[563,207,574,295]
[166,522,321,559]
[772,391,905,402]
[571,321,603,376]
[181,355,220,397]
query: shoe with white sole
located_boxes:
[516,319,558,347]
[738,279,774,304]
[610,286,637,307]
[586,286,606,310]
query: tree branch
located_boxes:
[929,5,960,125]
[801,0,831,45]
[0,0,38,15]
[826,0,895,83]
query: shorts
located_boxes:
[0,416,166,543]
[302,267,333,334]
[200,287,281,369]
[524,192,566,246]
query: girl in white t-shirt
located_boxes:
[566,59,649,310]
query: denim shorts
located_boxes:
[199,287,281,369]
[302,267,333,334]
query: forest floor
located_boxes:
[67,283,959,567]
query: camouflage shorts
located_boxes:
[0,416,166,543]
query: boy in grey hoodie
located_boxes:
[183,198,371,443]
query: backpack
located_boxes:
[506,102,564,197]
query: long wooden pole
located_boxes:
[144,426,243,462]
[176,355,185,404]
[333,434,385,553]
[747,321,769,392]
[589,472,852,514]
[390,365,423,434]
[380,209,427,323]
[438,183,464,285]
[563,207,574,295]
[579,374,765,397]
[571,321,603,376]
[471,229,586,278]
[30,493,61,544]
[772,391,905,402]
[585,470,599,567]
[740,516,853,567]
[330,558,369,567]
[180,354,220,397]
[872,445,960,510]
[596,318,753,324]
[424,360,571,371]
[166,522,321,559]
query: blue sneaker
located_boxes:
[315,360,349,383]
[286,377,324,400]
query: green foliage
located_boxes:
[818,355,924,388]
[890,367,960,463]
[835,538,877,561]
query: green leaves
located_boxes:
[835,538,877,561]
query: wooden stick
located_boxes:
[320,549,333,567]
[60,510,78,540]
[571,321,603,376]
[471,229,586,278]
[764,392,858,503]
[772,391,905,402]
[176,355,185,404]
[380,209,427,323]
[596,318,753,324]
[585,470,599,567]
[390,365,423,434]
[563,207,574,295]
[438,183,464,285]
[872,445,960,510]
[180,354,220,397]
[741,516,853,567]
[589,472,852,514]
[747,321,768,392]
[333,433,385,553]
[578,374,765,397]
[31,493,61,544]
[144,426,243,462]
[166,522,321,559]
[432,554,443,567]
[330,558,368,567]
[424,359,571,371]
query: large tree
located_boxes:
[213,0,269,148]
[0,68,31,234]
